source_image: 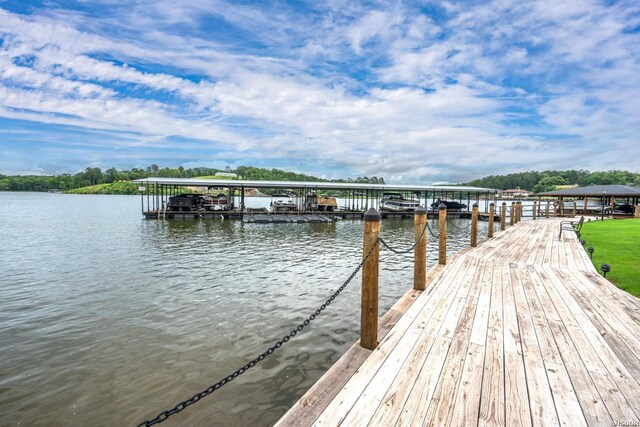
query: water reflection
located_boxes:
[0,193,496,426]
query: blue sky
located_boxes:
[1,0,639,183]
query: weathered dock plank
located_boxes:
[276,219,640,426]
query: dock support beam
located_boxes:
[471,203,478,247]
[516,201,522,223]
[546,201,550,218]
[501,202,506,231]
[438,204,447,265]
[510,202,515,226]
[532,201,537,220]
[488,203,495,238]
[413,207,427,291]
[361,208,381,350]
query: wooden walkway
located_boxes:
[276,218,640,426]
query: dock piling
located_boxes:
[510,202,515,225]
[488,203,494,238]
[438,204,447,265]
[471,203,478,247]
[413,207,427,291]
[361,208,381,350]
[546,201,550,218]
[532,201,537,220]
[501,202,506,231]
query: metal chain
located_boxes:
[427,220,440,239]
[447,219,472,230]
[379,220,428,254]
[137,238,381,427]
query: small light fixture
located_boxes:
[580,240,586,246]
[587,246,594,259]
[601,263,611,277]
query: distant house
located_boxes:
[501,188,530,199]
[215,172,237,178]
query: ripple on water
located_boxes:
[0,193,490,426]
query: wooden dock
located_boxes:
[276,218,640,426]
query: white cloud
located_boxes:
[1,1,639,182]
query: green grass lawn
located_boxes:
[580,218,640,297]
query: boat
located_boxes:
[203,192,234,211]
[270,193,297,213]
[614,202,634,214]
[430,198,467,211]
[379,193,420,212]
[167,194,205,211]
[305,194,338,212]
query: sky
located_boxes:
[1,1,639,184]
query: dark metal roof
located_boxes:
[537,184,640,197]
[133,177,497,193]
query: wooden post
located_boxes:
[635,205,640,218]
[361,208,380,350]
[413,206,427,291]
[532,201,537,220]
[501,202,506,231]
[610,196,615,214]
[438,203,447,265]
[583,196,588,214]
[516,201,522,223]
[510,202,515,225]
[471,203,478,247]
[559,197,564,217]
[546,201,550,218]
[488,203,495,238]
[572,202,576,217]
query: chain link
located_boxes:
[137,238,381,427]
[447,219,472,230]
[379,220,428,254]
[427,220,443,239]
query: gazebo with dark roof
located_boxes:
[536,184,640,216]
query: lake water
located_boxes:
[0,192,496,426]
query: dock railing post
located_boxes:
[510,202,515,226]
[413,206,427,291]
[501,202,506,231]
[361,208,381,350]
[488,203,495,238]
[516,201,522,223]
[546,201,550,218]
[438,204,447,265]
[471,203,478,247]
[572,202,577,217]
[532,201,537,220]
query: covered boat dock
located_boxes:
[133,177,497,221]
[537,184,640,218]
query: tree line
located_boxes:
[0,165,385,192]
[464,170,640,193]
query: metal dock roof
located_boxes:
[133,177,496,193]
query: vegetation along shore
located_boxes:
[2,166,639,196]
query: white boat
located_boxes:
[270,193,297,213]
[379,193,420,212]
[203,192,234,211]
